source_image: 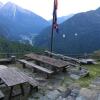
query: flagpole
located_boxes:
[50,0,58,53]
[50,13,54,53]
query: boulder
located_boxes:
[77,88,97,100]
[45,90,60,100]
[57,86,67,92]
[70,74,80,80]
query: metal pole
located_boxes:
[50,22,54,53]
[50,0,55,53]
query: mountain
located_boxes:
[0,2,49,44]
[0,36,43,58]
[34,7,100,55]
[57,14,74,24]
[49,14,74,24]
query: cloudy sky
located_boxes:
[0,0,100,20]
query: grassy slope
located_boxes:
[61,62,100,87]
[76,63,100,87]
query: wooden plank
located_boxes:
[0,59,11,62]
[18,70,38,86]
[16,71,38,92]
[0,68,27,87]
[25,53,69,68]
[18,59,53,74]
[44,50,80,64]
[0,59,12,65]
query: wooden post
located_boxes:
[29,85,38,94]
[20,84,24,96]
[62,67,66,72]
[9,87,13,100]
[23,63,26,68]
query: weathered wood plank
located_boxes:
[18,59,53,74]
[25,53,69,68]
[44,50,80,62]
[0,59,12,65]
[16,71,39,92]
[0,68,27,87]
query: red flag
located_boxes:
[53,0,58,33]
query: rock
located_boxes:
[89,84,100,90]
[65,96,76,100]
[91,77,100,86]
[40,96,50,100]
[76,96,85,100]
[69,67,89,79]
[70,89,79,97]
[46,90,60,100]
[47,85,54,91]
[56,96,64,100]
[69,83,80,90]
[62,88,80,100]
[90,77,100,90]
[97,94,100,100]
[70,74,80,80]
[63,79,73,86]
[78,88,97,100]
[54,74,64,80]
[62,88,72,98]
[57,86,67,92]
[57,96,75,100]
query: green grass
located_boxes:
[61,62,100,88]
[75,63,100,87]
